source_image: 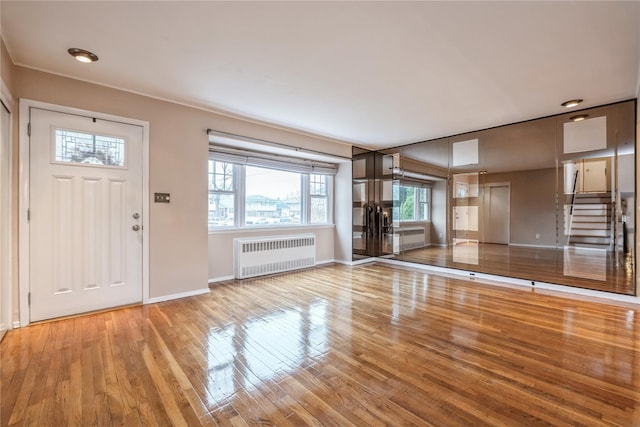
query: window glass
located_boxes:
[208,160,235,227]
[417,187,430,221]
[208,158,334,230]
[245,166,301,225]
[397,185,430,222]
[54,129,125,167]
[310,174,329,224]
[310,174,327,196]
[210,161,234,191]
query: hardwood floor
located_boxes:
[393,243,635,295]
[3,263,640,426]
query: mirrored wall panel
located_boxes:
[353,100,636,295]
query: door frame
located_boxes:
[480,182,511,245]
[18,99,150,327]
[1,78,14,336]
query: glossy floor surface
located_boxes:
[392,243,635,295]
[2,263,640,426]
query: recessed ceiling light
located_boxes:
[569,114,589,122]
[561,99,583,108]
[68,48,99,63]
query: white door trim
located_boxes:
[18,99,150,327]
[480,182,511,245]
[1,79,14,337]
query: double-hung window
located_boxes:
[310,174,329,224]
[208,149,335,230]
[395,184,431,222]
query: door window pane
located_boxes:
[54,129,125,167]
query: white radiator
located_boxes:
[233,234,316,279]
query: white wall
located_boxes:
[333,161,353,262]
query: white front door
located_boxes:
[29,108,143,322]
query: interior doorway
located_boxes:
[481,183,510,245]
[0,96,11,340]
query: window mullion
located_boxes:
[236,164,245,227]
[302,174,310,224]
[327,175,334,224]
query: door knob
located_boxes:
[132,224,140,231]
[132,213,140,219]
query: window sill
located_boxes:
[209,223,335,235]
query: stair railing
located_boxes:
[566,170,579,246]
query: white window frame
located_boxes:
[208,155,334,231]
[208,160,238,229]
[308,174,333,225]
[398,184,431,222]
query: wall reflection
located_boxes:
[353,100,636,295]
[205,300,328,406]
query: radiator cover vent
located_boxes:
[233,234,316,279]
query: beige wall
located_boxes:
[7,64,351,322]
[1,40,14,94]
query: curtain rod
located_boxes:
[206,129,352,161]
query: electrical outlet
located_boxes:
[154,193,171,203]
[535,233,540,239]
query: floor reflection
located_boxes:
[563,247,606,281]
[206,300,328,406]
[452,241,479,265]
[394,243,634,294]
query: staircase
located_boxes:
[567,192,613,250]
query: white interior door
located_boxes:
[482,185,509,244]
[29,108,143,322]
[582,159,608,193]
[0,101,11,339]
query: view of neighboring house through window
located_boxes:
[208,157,333,229]
[245,166,301,225]
[395,185,430,222]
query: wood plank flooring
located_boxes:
[394,243,635,295]
[3,263,640,426]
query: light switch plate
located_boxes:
[154,193,170,203]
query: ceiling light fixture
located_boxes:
[68,48,99,63]
[569,114,589,122]
[561,99,583,108]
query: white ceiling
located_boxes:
[2,1,639,149]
